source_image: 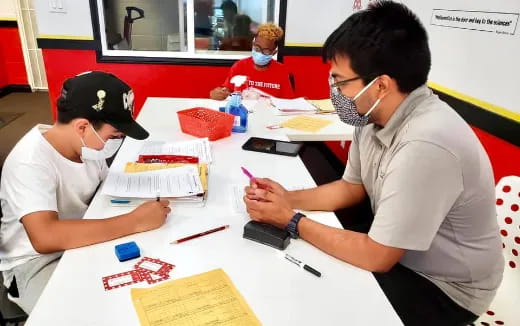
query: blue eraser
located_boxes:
[114,241,140,262]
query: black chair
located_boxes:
[0,274,27,326]
[0,167,28,326]
[289,73,296,91]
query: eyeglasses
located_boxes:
[329,74,362,92]
[252,44,277,55]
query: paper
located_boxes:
[139,138,212,163]
[101,165,203,198]
[281,116,334,132]
[131,268,261,326]
[272,97,317,113]
[308,99,336,113]
[124,163,208,191]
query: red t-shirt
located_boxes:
[222,57,295,98]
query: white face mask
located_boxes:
[80,125,123,161]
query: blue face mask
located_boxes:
[252,49,273,66]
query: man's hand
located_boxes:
[244,189,294,229]
[209,87,230,100]
[126,200,171,233]
[245,178,288,202]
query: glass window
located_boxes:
[97,0,278,60]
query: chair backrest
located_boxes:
[0,274,27,325]
[472,176,520,326]
[289,73,296,92]
[496,176,520,268]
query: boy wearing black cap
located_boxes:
[0,71,171,313]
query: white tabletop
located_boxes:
[26,98,401,326]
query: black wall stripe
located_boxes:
[0,85,31,98]
[277,0,288,62]
[37,38,100,50]
[281,46,322,57]
[96,54,236,66]
[0,20,17,28]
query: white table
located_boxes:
[26,98,401,326]
[245,99,355,141]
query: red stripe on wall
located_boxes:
[0,26,28,87]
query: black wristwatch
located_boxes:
[286,212,306,239]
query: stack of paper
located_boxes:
[308,99,336,114]
[102,164,201,195]
[138,138,212,163]
[103,139,213,207]
[272,97,317,115]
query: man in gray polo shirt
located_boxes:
[243,2,503,325]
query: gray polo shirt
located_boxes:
[343,85,504,315]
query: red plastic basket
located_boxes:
[177,107,235,141]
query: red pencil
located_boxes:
[170,225,230,244]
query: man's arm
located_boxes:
[298,217,405,272]
[22,200,170,254]
[244,191,403,273]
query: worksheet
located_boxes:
[131,269,261,326]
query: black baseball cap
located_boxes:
[57,71,149,140]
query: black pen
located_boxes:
[284,253,321,277]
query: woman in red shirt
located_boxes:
[210,23,295,100]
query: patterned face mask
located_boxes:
[329,75,381,127]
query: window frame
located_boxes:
[95,0,280,61]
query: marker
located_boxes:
[241,166,255,180]
[170,225,230,244]
[110,199,132,204]
[284,253,321,277]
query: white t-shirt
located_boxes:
[0,125,108,271]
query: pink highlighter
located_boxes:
[241,167,269,196]
[241,166,255,180]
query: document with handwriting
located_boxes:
[101,165,203,198]
[131,269,261,326]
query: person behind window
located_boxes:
[210,23,295,100]
[0,72,171,313]
[194,0,214,37]
[219,14,254,51]
[243,2,503,325]
[221,0,238,38]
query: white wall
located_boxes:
[406,0,519,118]
[33,0,93,39]
[0,0,17,20]
[238,0,263,24]
[284,0,520,118]
[284,0,353,46]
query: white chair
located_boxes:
[471,176,520,326]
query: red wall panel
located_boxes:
[283,56,330,99]
[42,49,231,119]
[0,41,7,88]
[0,26,28,86]
[471,126,520,183]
